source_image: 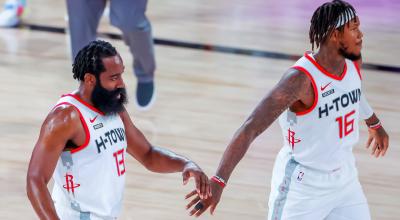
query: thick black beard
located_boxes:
[339,44,361,61]
[91,81,127,115]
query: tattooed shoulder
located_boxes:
[276,68,313,101]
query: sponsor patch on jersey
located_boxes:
[93,123,103,130]
[322,88,335,97]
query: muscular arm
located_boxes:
[26,105,83,220]
[119,109,191,173]
[215,69,313,182]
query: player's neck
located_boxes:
[314,47,346,77]
[75,85,95,106]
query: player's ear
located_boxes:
[83,73,96,86]
[330,29,340,43]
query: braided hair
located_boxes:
[309,0,357,51]
[72,40,117,81]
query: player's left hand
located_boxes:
[366,126,389,158]
[185,180,223,217]
[182,161,211,200]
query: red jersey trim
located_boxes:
[353,61,362,80]
[304,52,347,81]
[53,102,91,154]
[291,66,318,116]
[61,94,105,116]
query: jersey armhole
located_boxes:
[53,102,90,154]
[353,61,362,80]
[291,66,318,116]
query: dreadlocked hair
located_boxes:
[72,40,117,81]
[309,0,357,51]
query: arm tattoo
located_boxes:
[215,69,311,181]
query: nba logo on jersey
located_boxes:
[297,171,304,182]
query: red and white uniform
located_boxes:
[279,52,362,171]
[268,52,371,220]
[51,94,127,220]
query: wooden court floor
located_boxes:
[0,0,399,219]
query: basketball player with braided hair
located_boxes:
[186,1,389,219]
[27,40,211,220]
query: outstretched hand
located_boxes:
[182,161,212,200]
[185,180,224,217]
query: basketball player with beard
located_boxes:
[186,1,389,219]
[26,40,211,220]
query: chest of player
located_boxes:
[67,114,128,178]
[85,115,127,156]
[316,79,361,120]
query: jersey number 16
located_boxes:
[335,110,356,139]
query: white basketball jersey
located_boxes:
[51,94,127,219]
[278,52,362,171]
